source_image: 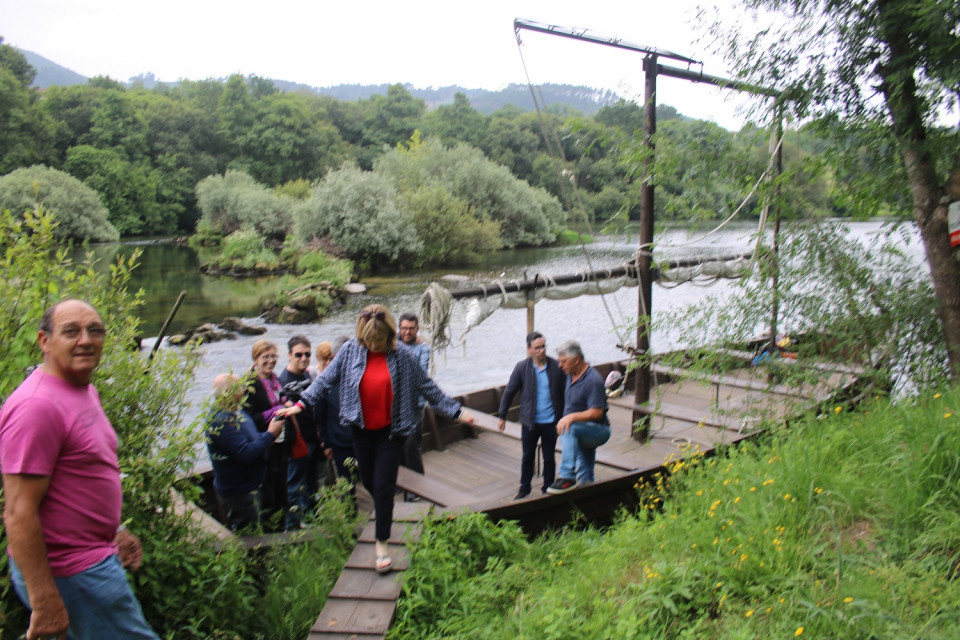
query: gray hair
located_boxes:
[556,340,584,360]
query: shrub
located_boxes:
[375,138,566,248]
[195,170,293,240]
[294,164,421,269]
[402,184,501,266]
[0,165,119,242]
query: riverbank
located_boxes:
[391,385,960,638]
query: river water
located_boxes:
[84,220,921,425]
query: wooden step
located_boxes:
[395,466,475,508]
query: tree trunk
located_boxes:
[878,10,960,382]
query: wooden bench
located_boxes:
[395,466,475,508]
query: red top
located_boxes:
[359,351,393,430]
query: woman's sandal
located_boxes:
[375,555,393,574]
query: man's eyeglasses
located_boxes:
[292,352,310,359]
[360,310,385,321]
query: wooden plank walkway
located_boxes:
[305,363,860,639]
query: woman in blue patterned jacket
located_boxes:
[277,303,473,574]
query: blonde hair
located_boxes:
[315,341,332,361]
[355,304,396,352]
[251,339,277,361]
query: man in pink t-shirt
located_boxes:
[0,299,158,640]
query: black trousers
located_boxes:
[400,405,426,474]
[520,421,558,493]
[352,425,403,542]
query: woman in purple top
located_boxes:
[242,339,289,530]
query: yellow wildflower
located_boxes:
[946,413,953,418]
[834,406,842,414]
[934,393,942,399]
[844,597,853,603]
[745,610,754,618]
[795,627,804,636]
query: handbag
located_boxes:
[288,415,310,459]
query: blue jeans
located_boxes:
[10,554,159,640]
[557,421,611,484]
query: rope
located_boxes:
[419,283,454,362]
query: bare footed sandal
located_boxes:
[375,555,393,574]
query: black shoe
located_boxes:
[514,489,531,500]
[546,478,576,495]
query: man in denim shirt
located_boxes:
[546,340,611,494]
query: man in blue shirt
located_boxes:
[546,341,611,494]
[398,313,430,478]
[498,332,566,499]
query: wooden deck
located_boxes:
[305,361,862,639]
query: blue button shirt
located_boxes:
[533,362,555,423]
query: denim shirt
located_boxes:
[299,338,461,438]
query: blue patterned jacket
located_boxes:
[299,338,462,438]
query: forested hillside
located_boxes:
[0,39,910,256]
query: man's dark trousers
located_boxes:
[521,421,557,494]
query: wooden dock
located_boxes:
[304,360,862,639]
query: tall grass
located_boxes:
[390,386,960,639]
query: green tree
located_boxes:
[360,84,426,151]
[375,137,565,248]
[0,39,54,172]
[64,144,172,235]
[402,184,501,266]
[421,92,488,148]
[708,0,960,379]
[195,170,293,239]
[295,164,420,269]
[0,165,119,241]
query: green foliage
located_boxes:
[295,163,420,269]
[554,229,594,246]
[402,184,501,266]
[0,164,119,241]
[659,219,946,392]
[0,206,363,639]
[65,144,174,235]
[208,228,282,271]
[294,248,353,284]
[393,387,960,639]
[391,512,532,638]
[0,38,54,173]
[375,137,565,248]
[195,170,293,240]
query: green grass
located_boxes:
[389,386,960,639]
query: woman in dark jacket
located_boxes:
[277,304,473,573]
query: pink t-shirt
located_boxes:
[0,369,122,577]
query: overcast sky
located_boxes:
[0,0,767,130]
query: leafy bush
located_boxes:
[0,207,360,639]
[295,164,421,269]
[195,170,293,240]
[375,137,566,248]
[0,165,119,242]
[402,184,501,266]
[295,249,353,284]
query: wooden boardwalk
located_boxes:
[305,362,861,639]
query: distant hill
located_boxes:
[20,47,621,115]
[19,49,88,88]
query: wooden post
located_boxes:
[633,54,657,442]
[767,107,784,379]
[526,275,537,334]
